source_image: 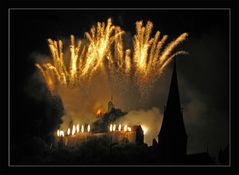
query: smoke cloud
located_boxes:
[116,107,163,145]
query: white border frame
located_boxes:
[8,8,231,167]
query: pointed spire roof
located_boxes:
[165,59,181,112]
[159,59,187,138]
[157,59,187,160]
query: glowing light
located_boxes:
[72,125,76,135]
[81,125,84,133]
[113,124,116,131]
[67,128,71,135]
[118,124,121,131]
[59,130,64,137]
[57,130,60,137]
[127,127,131,132]
[76,124,80,133]
[96,109,102,117]
[141,125,148,135]
[87,124,90,132]
[124,125,128,132]
[110,124,113,132]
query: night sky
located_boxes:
[10,9,229,163]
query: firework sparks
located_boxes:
[36,18,188,96]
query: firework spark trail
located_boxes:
[36,18,188,96]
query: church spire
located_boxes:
[165,59,181,113]
[162,59,186,133]
[157,59,187,163]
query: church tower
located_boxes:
[157,60,187,163]
[108,96,115,112]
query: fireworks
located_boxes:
[36,18,188,95]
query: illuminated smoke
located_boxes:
[116,107,163,145]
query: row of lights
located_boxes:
[57,124,91,137]
[57,123,140,137]
[109,124,131,132]
[57,130,65,137]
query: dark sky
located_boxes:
[10,9,229,160]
